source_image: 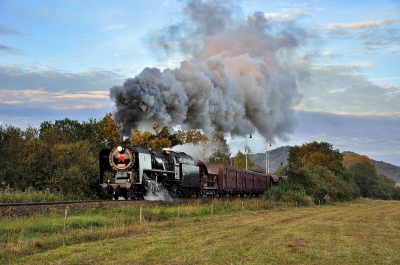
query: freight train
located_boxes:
[99,142,281,200]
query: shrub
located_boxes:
[263,182,313,206]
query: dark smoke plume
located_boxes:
[110,0,304,141]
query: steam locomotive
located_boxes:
[99,142,279,200]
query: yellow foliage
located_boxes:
[130,123,181,149]
[98,113,120,148]
[343,152,377,174]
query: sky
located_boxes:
[0,0,399,166]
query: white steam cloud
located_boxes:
[110,0,304,142]
[170,142,215,162]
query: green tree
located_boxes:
[0,118,112,199]
[46,140,98,198]
[209,132,231,166]
[233,148,256,170]
[283,141,359,202]
[18,126,47,189]
[0,125,26,189]
[349,160,400,200]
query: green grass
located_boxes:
[0,187,72,203]
[1,198,400,264]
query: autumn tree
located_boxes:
[131,124,182,150]
[342,152,399,199]
[287,141,349,177]
[176,129,209,144]
[343,152,378,173]
[348,156,400,199]
[97,113,120,149]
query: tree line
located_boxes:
[0,114,399,201]
[0,114,233,199]
[275,141,400,202]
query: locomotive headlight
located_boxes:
[107,179,110,183]
[117,146,123,152]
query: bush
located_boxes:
[286,166,360,203]
[263,182,313,206]
[0,186,69,203]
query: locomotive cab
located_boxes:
[162,150,201,197]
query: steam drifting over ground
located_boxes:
[110,0,304,142]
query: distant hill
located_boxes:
[251,146,291,174]
[343,151,400,184]
[251,147,400,184]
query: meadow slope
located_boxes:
[11,199,400,265]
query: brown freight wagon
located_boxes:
[195,160,222,196]
[243,171,271,196]
[196,160,273,197]
[270,174,280,186]
[223,166,243,196]
[253,172,267,195]
[244,171,254,194]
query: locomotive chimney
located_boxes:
[121,137,130,148]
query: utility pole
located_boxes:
[266,142,271,174]
[245,134,252,170]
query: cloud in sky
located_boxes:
[290,10,310,18]
[0,0,399,166]
[0,44,24,55]
[0,66,121,127]
[323,19,394,31]
[0,24,23,55]
[0,25,20,35]
[313,18,400,51]
[292,63,400,115]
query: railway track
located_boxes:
[0,196,245,218]
[0,200,127,218]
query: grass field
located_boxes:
[2,198,400,264]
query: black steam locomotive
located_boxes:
[99,142,280,200]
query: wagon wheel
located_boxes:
[121,190,128,200]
